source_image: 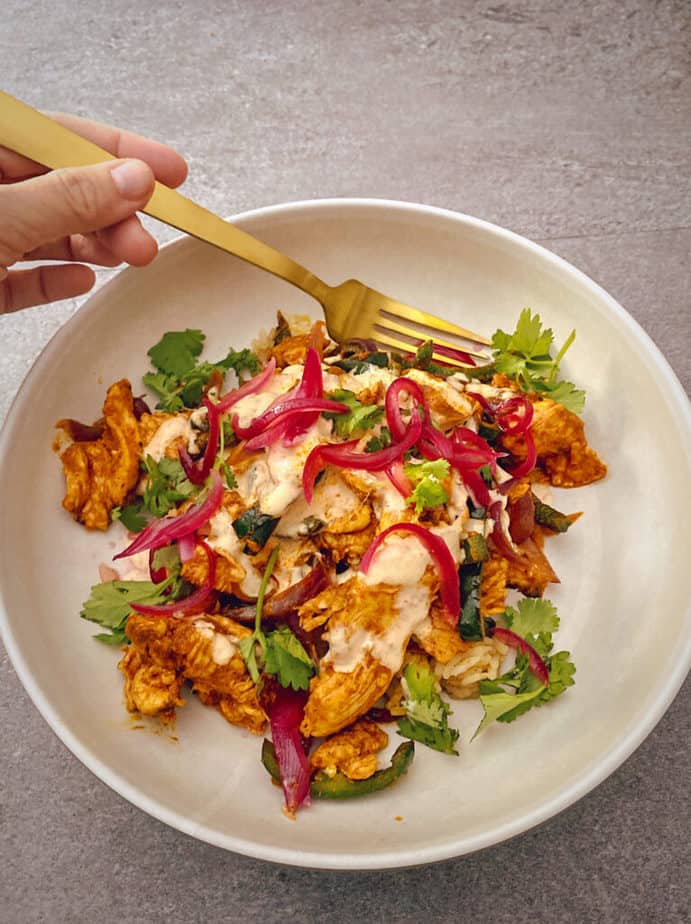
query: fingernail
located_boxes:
[110,160,153,199]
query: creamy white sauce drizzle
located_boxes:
[461,381,515,402]
[193,620,237,666]
[230,366,302,428]
[336,367,397,395]
[277,471,362,538]
[324,578,431,673]
[259,417,333,518]
[405,368,475,423]
[205,509,263,597]
[143,416,199,462]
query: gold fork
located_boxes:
[0,91,490,367]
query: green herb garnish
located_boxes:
[143,329,260,412]
[324,389,384,437]
[238,549,316,690]
[403,458,450,514]
[142,455,198,518]
[81,573,180,646]
[473,598,575,736]
[491,309,585,412]
[397,661,459,755]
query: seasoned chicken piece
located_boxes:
[268,333,311,367]
[121,613,266,733]
[501,397,607,488]
[119,645,184,720]
[414,601,469,664]
[57,379,141,530]
[320,520,378,566]
[278,469,373,539]
[298,576,399,634]
[181,543,247,594]
[505,531,559,597]
[405,368,476,431]
[299,578,410,737]
[182,490,264,595]
[350,382,386,407]
[301,656,393,738]
[310,720,389,781]
[267,319,330,367]
[138,411,173,450]
[480,555,509,615]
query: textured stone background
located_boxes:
[1,1,689,922]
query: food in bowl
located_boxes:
[54,309,606,816]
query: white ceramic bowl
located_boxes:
[1,199,689,869]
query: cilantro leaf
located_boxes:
[143,331,261,411]
[404,459,450,514]
[93,627,130,646]
[81,576,176,644]
[263,626,315,691]
[505,598,560,639]
[365,426,392,453]
[472,685,544,737]
[532,378,585,414]
[491,309,585,411]
[504,598,561,660]
[217,347,261,379]
[148,329,205,377]
[142,455,198,518]
[324,389,384,437]
[495,650,576,724]
[397,661,459,755]
[472,596,576,737]
[538,650,576,700]
[142,371,185,413]
[112,503,148,533]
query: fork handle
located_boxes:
[0,91,330,303]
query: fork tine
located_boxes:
[375,300,491,346]
[374,316,489,360]
[372,331,475,369]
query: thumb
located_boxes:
[0,159,155,261]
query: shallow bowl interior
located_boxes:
[1,199,689,869]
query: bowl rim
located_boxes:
[1,196,690,870]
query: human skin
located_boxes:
[0,112,188,313]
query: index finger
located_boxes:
[0,111,188,188]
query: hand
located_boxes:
[0,112,188,313]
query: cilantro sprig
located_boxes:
[473,598,576,737]
[142,455,199,517]
[80,566,182,646]
[238,547,316,691]
[324,389,384,437]
[112,456,200,529]
[403,458,450,514]
[143,329,260,413]
[397,661,459,755]
[491,309,585,412]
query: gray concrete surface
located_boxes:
[1,1,689,922]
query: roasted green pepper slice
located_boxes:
[458,562,496,641]
[232,506,279,554]
[532,497,573,533]
[261,739,415,800]
[463,532,490,564]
